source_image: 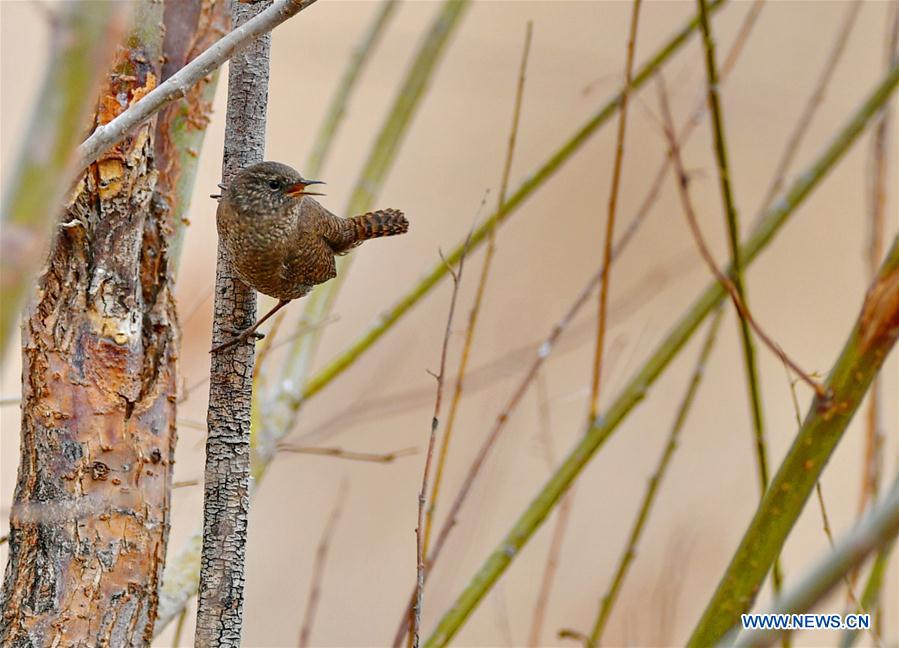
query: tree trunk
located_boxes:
[0,3,182,645]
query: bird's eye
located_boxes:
[268,179,281,190]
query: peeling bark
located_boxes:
[0,3,178,646]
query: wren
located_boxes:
[211,161,408,352]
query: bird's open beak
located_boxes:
[285,179,326,197]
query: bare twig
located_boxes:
[589,308,725,645]
[527,369,574,648]
[394,197,654,645]
[782,367,871,643]
[756,0,863,213]
[413,240,471,648]
[656,78,827,399]
[423,20,533,565]
[75,0,319,170]
[277,444,417,464]
[298,481,349,648]
[590,0,642,420]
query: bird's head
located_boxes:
[225,161,326,214]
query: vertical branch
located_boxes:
[413,247,469,647]
[195,0,271,645]
[589,0,642,421]
[696,0,772,503]
[0,1,126,357]
[423,18,533,564]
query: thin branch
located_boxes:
[756,0,863,214]
[75,0,319,170]
[423,19,533,568]
[783,367,869,640]
[298,481,349,648]
[395,186,655,646]
[527,367,574,648]
[423,62,899,648]
[590,0,642,421]
[589,308,725,646]
[277,444,417,464]
[413,238,471,648]
[689,233,899,645]
[656,77,827,398]
[696,1,775,545]
[733,475,899,648]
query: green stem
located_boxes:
[840,538,895,647]
[589,308,724,645]
[733,474,899,647]
[423,59,899,648]
[696,0,780,594]
[689,234,899,646]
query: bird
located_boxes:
[211,161,408,352]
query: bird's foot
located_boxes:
[210,326,265,353]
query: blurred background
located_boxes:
[2,1,897,646]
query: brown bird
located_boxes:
[212,161,408,352]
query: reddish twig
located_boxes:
[423,19,533,568]
[656,78,828,399]
[298,480,349,648]
[589,0,643,421]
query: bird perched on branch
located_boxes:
[211,161,408,352]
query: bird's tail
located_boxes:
[349,208,409,242]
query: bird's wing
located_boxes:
[282,231,336,286]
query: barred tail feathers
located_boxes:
[350,208,408,241]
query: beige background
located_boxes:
[2,1,897,646]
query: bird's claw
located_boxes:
[210,327,265,353]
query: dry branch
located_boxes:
[590,0,642,420]
[413,247,469,647]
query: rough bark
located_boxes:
[194,0,271,645]
[0,3,177,645]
